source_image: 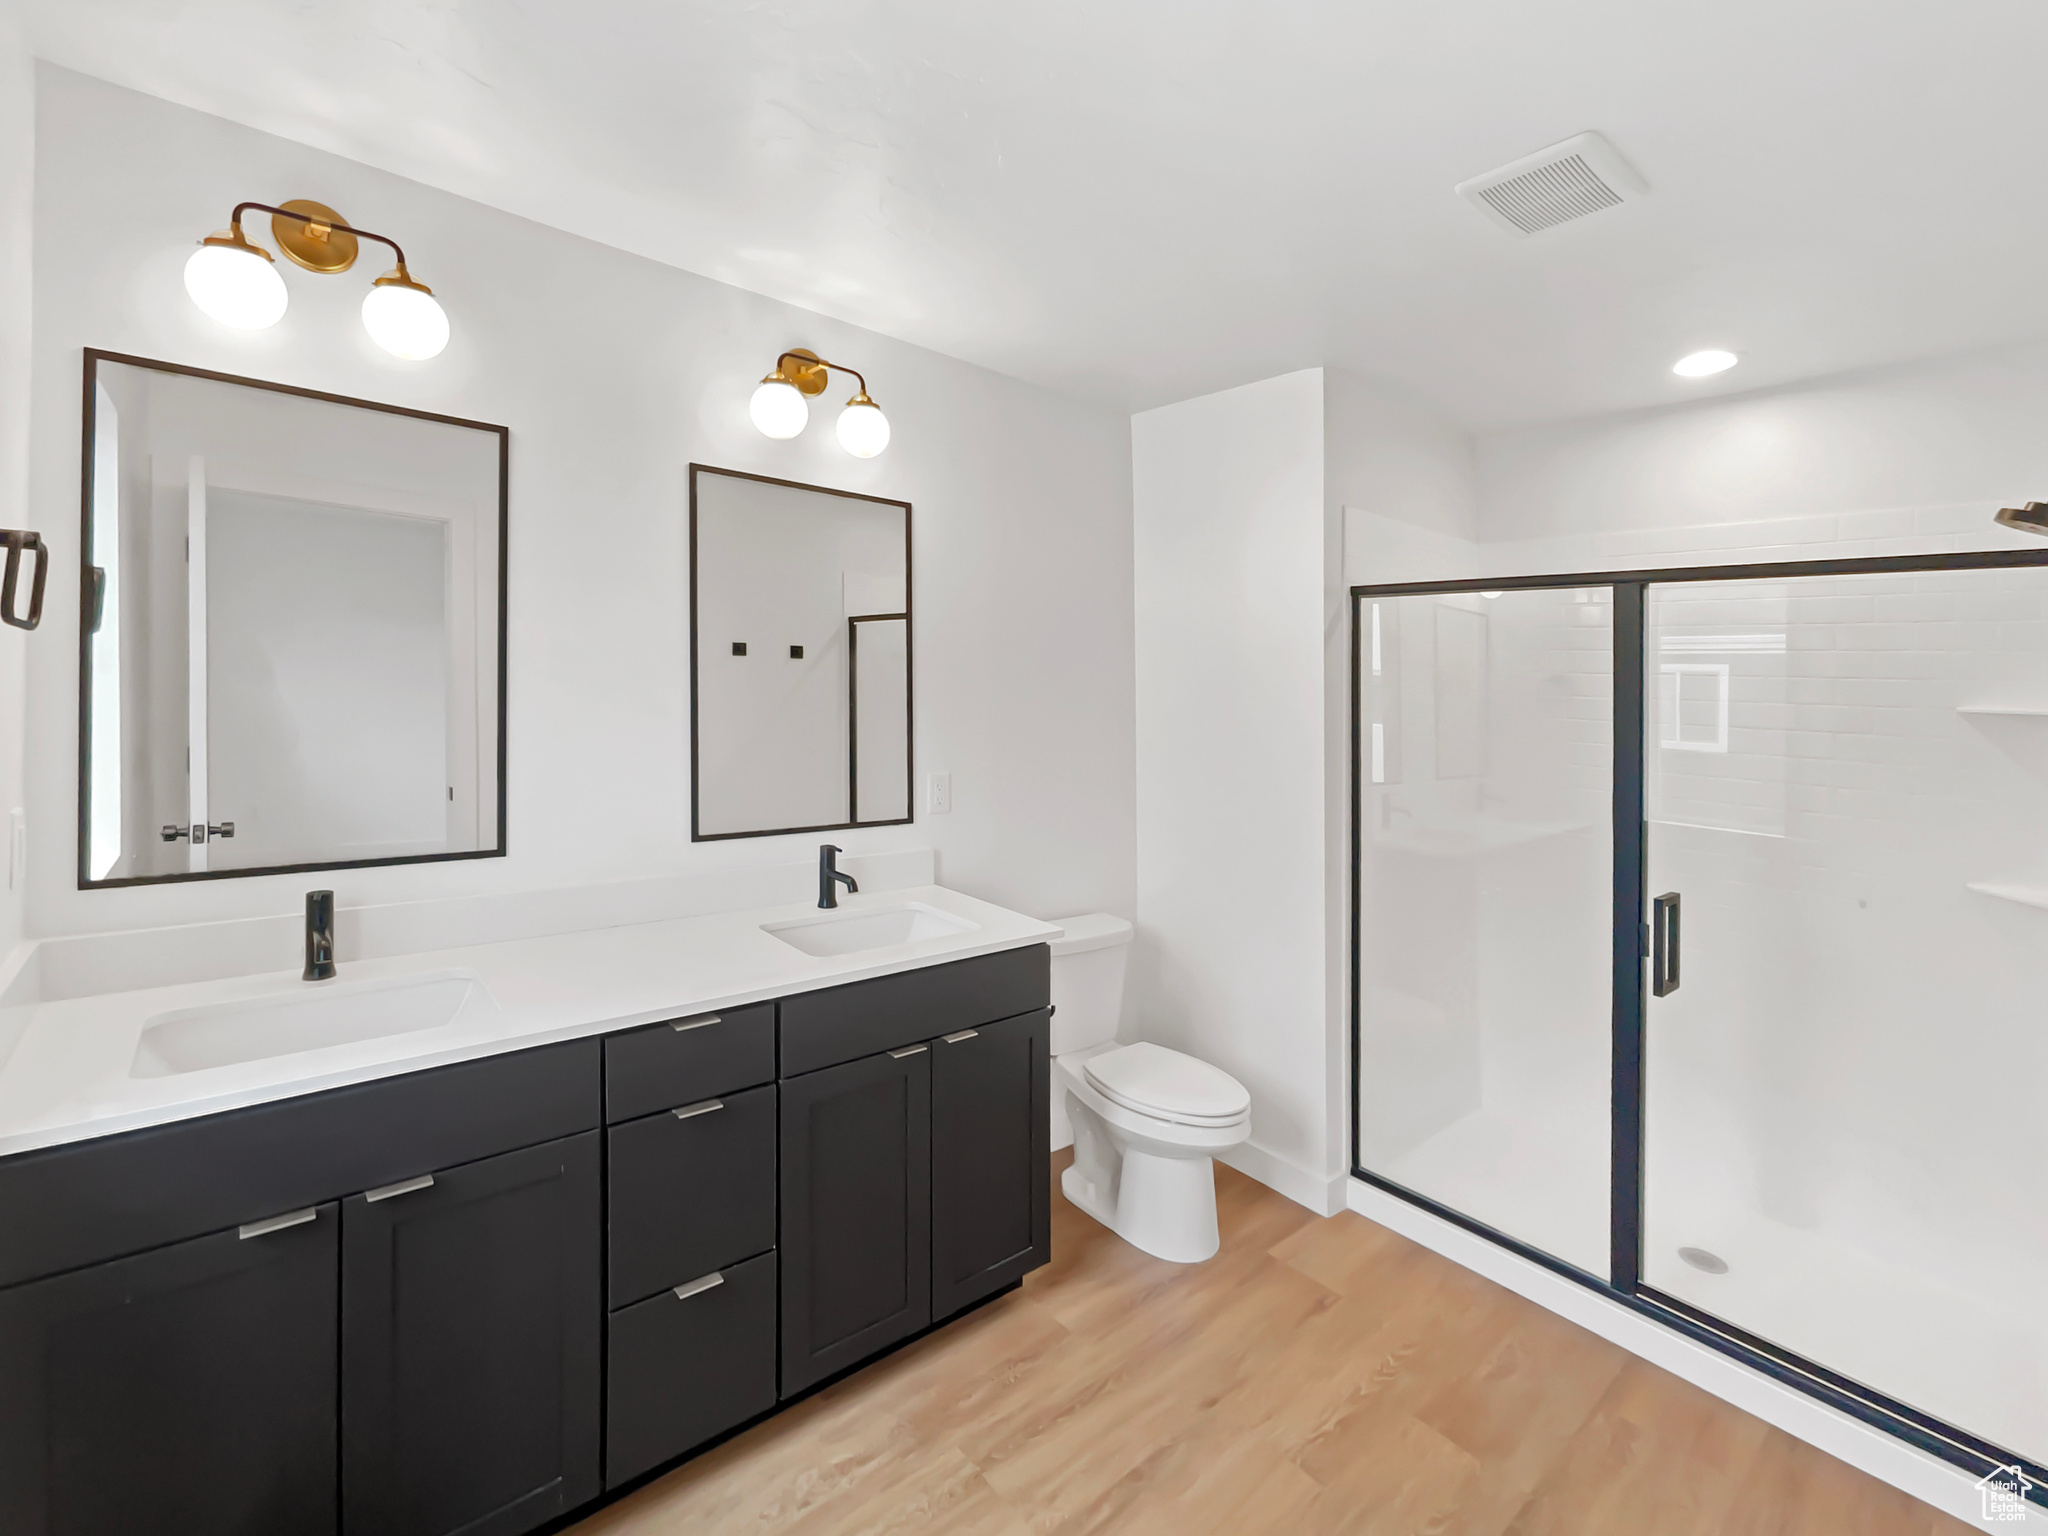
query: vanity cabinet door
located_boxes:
[0,1203,339,1536]
[930,1008,1051,1319]
[778,1046,932,1396]
[342,1132,601,1536]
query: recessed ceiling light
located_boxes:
[1673,349,1738,378]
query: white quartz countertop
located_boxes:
[0,885,1061,1159]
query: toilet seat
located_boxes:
[1082,1042,1250,1128]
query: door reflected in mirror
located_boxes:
[690,465,912,840]
[79,352,506,886]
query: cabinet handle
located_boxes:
[672,1098,724,1120]
[889,1045,927,1058]
[941,1030,978,1044]
[671,1014,721,1032]
[673,1271,725,1302]
[363,1173,436,1204]
[239,1207,317,1240]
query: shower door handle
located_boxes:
[1652,892,1681,997]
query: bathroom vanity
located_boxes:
[0,891,1052,1536]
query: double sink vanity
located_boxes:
[0,883,1057,1536]
[31,349,1018,1534]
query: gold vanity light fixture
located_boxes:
[748,348,891,458]
[183,198,450,360]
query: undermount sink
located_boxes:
[129,969,498,1079]
[761,902,978,958]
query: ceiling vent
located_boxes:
[1455,131,1646,236]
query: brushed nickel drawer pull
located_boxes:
[364,1173,436,1204]
[239,1207,317,1240]
[942,1030,978,1044]
[889,1045,927,1059]
[670,1014,721,1032]
[673,1271,725,1302]
[672,1099,724,1120]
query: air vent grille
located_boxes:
[1456,131,1646,237]
[1475,155,1620,233]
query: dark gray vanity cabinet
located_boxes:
[931,1007,1052,1319]
[0,946,1052,1533]
[0,1039,601,1536]
[778,1043,935,1394]
[601,1007,780,1489]
[342,1133,602,1536]
[776,945,1051,1397]
[0,1201,340,1536]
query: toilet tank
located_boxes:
[1047,914,1133,1055]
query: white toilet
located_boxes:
[1048,914,1252,1264]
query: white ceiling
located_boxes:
[24,0,2048,428]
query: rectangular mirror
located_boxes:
[80,351,507,886]
[690,464,912,840]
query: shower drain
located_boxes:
[1678,1246,1730,1275]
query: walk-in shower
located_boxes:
[1351,550,2048,1502]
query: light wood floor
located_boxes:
[568,1154,1978,1536]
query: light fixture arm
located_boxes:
[774,350,868,399]
[227,201,419,280]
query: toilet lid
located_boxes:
[1083,1042,1250,1126]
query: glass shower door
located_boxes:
[1355,584,1614,1273]
[1642,568,2048,1467]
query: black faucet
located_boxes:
[818,845,858,909]
[304,890,336,981]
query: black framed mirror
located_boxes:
[78,350,508,887]
[689,464,912,841]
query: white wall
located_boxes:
[24,67,1136,938]
[0,6,33,958]
[1132,369,1335,1204]
[1475,336,2048,566]
[1128,365,1479,1211]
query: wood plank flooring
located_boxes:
[567,1154,1979,1536]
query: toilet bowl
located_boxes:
[1048,915,1252,1264]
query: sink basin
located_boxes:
[762,902,978,958]
[130,969,497,1078]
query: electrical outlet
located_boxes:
[925,772,951,816]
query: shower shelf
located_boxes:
[1966,881,2048,910]
[1956,706,2048,717]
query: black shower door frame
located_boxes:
[1348,546,2048,1502]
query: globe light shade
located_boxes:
[749,378,809,439]
[361,279,450,360]
[836,397,890,458]
[183,241,288,330]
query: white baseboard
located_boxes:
[1221,1139,1348,1217]
[1345,1178,2030,1533]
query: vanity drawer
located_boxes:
[607,1083,777,1309]
[606,1249,777,1489]
[0,1039,600,1292]
[778,945,1050,1078]
[604,1003,774,1124]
